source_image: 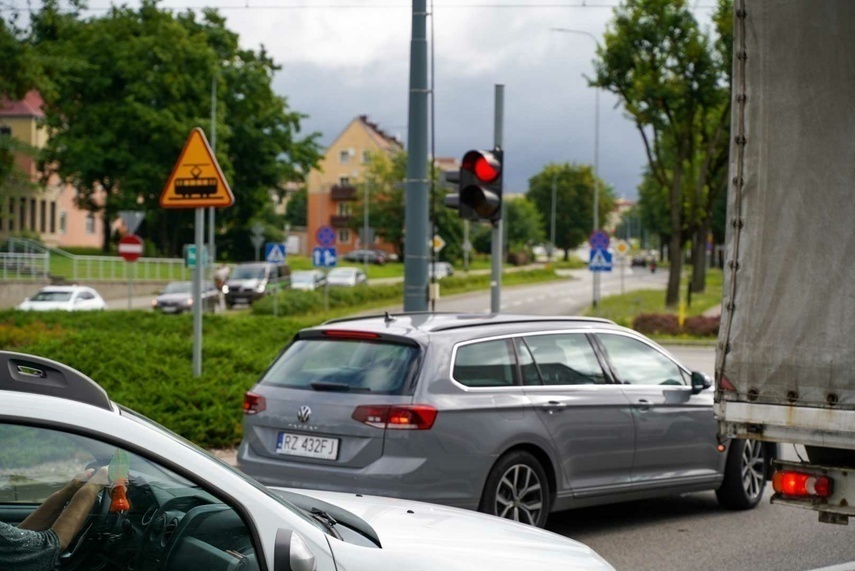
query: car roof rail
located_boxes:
[0,351,112,411]
[322,311,458,326]
[428,315,616,332]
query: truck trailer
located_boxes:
[715,0,855,524]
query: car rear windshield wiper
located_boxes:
[310,381,370,392]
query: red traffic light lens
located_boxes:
[474,156,499,182]
[462,150,501,183]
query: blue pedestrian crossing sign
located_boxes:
[313,247,338,267]
[589,248,613,272]
[265,242,287,264]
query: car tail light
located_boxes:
[243,392,266,415]
[772,470,832,498]
[323,330,381,340]
[719,376,737,392]
[352,405,437,430]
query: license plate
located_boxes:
[276,433,339,460]
[161,306,178,313]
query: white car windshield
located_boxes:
[31,291,73,302]
[232,266,266,279]
[291,272,316,283]
[163,282,192,294]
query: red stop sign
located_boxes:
[119,234,144,262]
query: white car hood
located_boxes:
[272,488,614,570]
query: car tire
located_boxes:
[716,438,767,510]
[479,450,551,528]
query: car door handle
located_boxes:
[634,399,651,412]
[541,401,567,414]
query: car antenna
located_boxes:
[384,311,396,324]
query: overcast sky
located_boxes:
[82,0,718,198]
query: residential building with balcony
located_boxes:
[306,115,403,254]
[0,91,104,249]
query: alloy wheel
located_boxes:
[494,464,544,525]
[741,439,766,500]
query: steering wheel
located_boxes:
[55,474,113,570]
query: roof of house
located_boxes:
[357,115,403,152]
[0,91,44,118]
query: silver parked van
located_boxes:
[224,262,290,307]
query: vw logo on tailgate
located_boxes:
[297,405,312,423]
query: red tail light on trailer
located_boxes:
[352,405,438,430]
[773,470,832,498]
[243,392,266,415]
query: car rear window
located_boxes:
[260,339,421,395]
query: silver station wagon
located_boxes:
[238,313,773,527]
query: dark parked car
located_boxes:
[238,313,774,528]
[343,249,387,265]
[151,281,219,314]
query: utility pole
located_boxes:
[403,0,429,311]
[490,84,504,314]
[550,172,557,262]
[208,73,217,278]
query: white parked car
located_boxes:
[326,266,367,287]
[0,351,615,571]
[17,285,106,311]
[290,269,327,291]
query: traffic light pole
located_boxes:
[491,84,504,314]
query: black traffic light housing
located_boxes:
[443,148,503,224]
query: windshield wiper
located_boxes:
[310,381,370,392]
[310,508,342,539]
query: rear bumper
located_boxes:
[237,439,484,511]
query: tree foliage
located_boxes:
[30,0,320,257]
[526,162,615,259]
[592,0,724,305]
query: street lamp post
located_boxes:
[551,27,602,307]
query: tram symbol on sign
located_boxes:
[175,164,218,198]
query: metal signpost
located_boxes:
[265,243,287,316]
[118,234,143,310]
[160,128,234,378]
[588,230,613,308]
[314,225,337,311]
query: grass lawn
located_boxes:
[587,268,724,330]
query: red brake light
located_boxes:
[243,392,266,415]
[322,330,381,340]
[352,405,437,430]
[773,470,832,498]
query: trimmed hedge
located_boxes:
[632,312,720,337]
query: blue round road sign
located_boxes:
[589,230,610,250]
[316,225,336,247]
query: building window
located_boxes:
[50,202,56,234]
[339,176,350,186]
[7,198,14,231]
[339,150,350,164]
[30,198,36,230]
[337,203,351,216]
[19,197,25,230]
[39,200,46,233]
[85,214,96,235]
[338,229,350,244]
[59,211,67,234]
[0,126,10,137]
[362,150,370,163]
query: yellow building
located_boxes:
[0,91,104,248]
[306,115,403,253]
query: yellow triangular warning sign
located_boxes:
[159,128,234,209]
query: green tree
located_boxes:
[592,0,721,305]
[283,187,307,228]
[505,196,545,256]
[31,1,319,256]
[526,163,615,260]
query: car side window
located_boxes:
[515,338,543,386]
[597,334,685,386]
[524,334,606,385]
[0,423,262,571]
[453,339,517,387]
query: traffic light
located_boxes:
[443,148,503,223]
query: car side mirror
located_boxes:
[691,371,712,394]
[274,530,316,571]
